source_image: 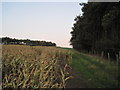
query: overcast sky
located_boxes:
[1,1,87,47]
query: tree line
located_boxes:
[70,2,120,60]
[1,37,56,46]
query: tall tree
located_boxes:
[70,2,120,59]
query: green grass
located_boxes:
[69,49,119,88]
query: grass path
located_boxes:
[64,48,119,88]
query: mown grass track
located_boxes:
[66,48,119,88]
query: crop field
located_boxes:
[2,45,119,88]
[2,45,72,88]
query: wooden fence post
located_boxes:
[118,51,120,65]
[101,51,104,58]
[118,51,120,60]
[116,54,119,66]
[108,52,110,62]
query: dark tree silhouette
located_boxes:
[1,37,56,46]
[70,2,120,60]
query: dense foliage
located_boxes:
[70,2,120,59]
[1,37,56,46]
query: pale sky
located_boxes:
[1,1,87,48]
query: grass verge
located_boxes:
[70,49,119,88]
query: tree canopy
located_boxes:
[1,37,56,46]
[70,2,120,59]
